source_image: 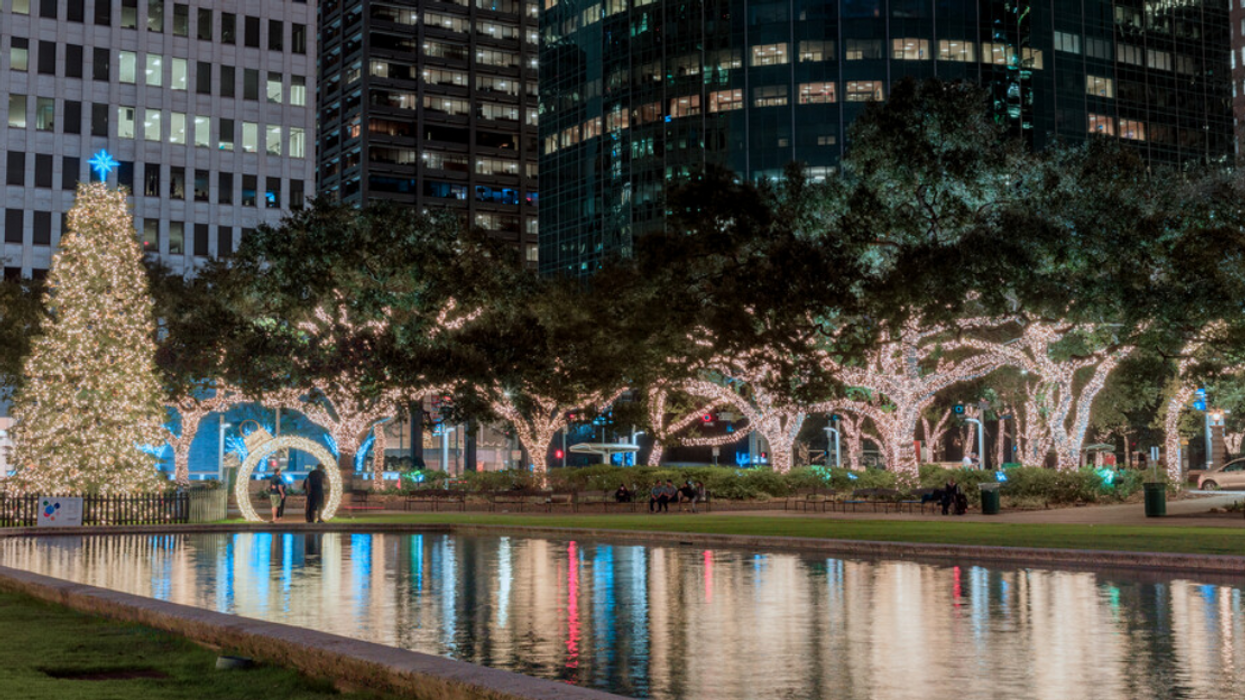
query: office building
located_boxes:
[1,0,317,279]
[316,0,541,264]
[539,0,1234,274]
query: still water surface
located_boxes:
[1,532,1242,700]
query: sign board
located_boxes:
[36,496,83,527]
[1149,446,1160,462]
[711,446,720,457]
[1193,400,1207,412]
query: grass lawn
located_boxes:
[316,513,1245,557]
[0,590,399,700]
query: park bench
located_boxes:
[785,489,832,513]
[488,489,575,512]
[402,489,467,512]
[577,490,639,512]
[339,489,385,517]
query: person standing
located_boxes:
[304,464,327,523]
[268,468,286,523]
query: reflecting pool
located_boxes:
[2,532,1243,700]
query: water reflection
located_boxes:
[1,532,1243,700]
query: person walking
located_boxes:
[940,477,961,516]
[268,468,286,523]
[303,463,327,523]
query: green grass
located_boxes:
[0,590,403,700]
[315,513,1245,557]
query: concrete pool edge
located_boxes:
[2,520,1243,574]
[0,564,628,700]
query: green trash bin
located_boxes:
[1144,482,1166,517]
[979,482,1001,515]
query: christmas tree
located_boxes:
[10,182,167,493]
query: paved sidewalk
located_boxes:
[733,492,1245,527]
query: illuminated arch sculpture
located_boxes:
[234,431,343,522]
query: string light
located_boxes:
[1161,325,1243,481]
[164,383,243,486]
[490,386,626,480]
[9,183,168,494]
[233,433,343,522]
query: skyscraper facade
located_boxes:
[539,0,1234,275]
[316,0,542,265]
[1,0,317,279]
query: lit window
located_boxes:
[938,40,975,62]
[1119,119,1146,141]
[118,105,136,138]
[799,82,836,104]
[669,95,700,117]
[146,53,162,86]
[289,127,305,158]
[750,43,788,67]
[242,122,258,152]
[119,50,137,83]
[144,110,161,140]
[798,40,834,62]
[8,95,26,128]
[752,85,788,107]
[1086,75,1114,98]
[846,81,884,102]
[1054,31,1081,54]
[193,115,209,147]
[169,112,186,144]
[267,72,282,103]
[708,89,743,112]
[35,97,54,131]
[1088,113,1115,136]
[891,38,929,60]
[171,58,187,89]
[290,76,306,106]
[266,125,281,155]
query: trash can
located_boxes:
[1144,482,1166,517]
[979,482,1001,515]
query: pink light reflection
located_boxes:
[566,541,580,670]
[704,550,714,603]
[953,565,962,608]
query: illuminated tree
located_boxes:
[993,320,1134,470]
[817,316,1011,479]
[164,382,242,486]
[489,385,626,477]
[682,371,807,473]
[9,183,167,494]
[1161,326,1244,481]
[643,382,753,466]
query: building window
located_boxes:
[145,54,160,86]
[845,39,882,60]
[221,12,236,44]
[220,118,235,150]
[265,177,280,208]
[753,85,788,107]
[193,115,209,147]
[95,0,111,25]
[10,38,28,71]
[62,156,80,189]
[267,72,282,103]
[217,227,233,257]
[32,212,52,245]
[268,19,283,51]
[938,40,975,62]
[34,98,54,131]
[798,40,834,62]
[1088,113,1115,135]
[142,219,159,253]
[241,175,257,206]
[148,0,164,32]
[1054,31,1080,54]
[5,210,23,243]
[193,223,209,256]
[143,163,160,196]
[196,61,211,94]
[193,169,209,201]
[144,110,161,141]
[846,81,884,102]
[266,125,281,155]
[799,82,836,104]
[290,76,306,105]
[221,66,235,98]
[1086,75,1114,98]
[1146,49,1171,71]
[289,127,305,158]
[37,40,56,74]
[93,48,110,80]
[244,15,260,47]
[171,58,187,89]
[35,154,53,188]
[750,43,788,66]
[891,38,929,60]
[169,222,184,255]
[64,101,82,134]
[169,112,186,144]
[8,96,26,128]
[669,95,700,117]
[197,8,212,40]
[1119,119,1145,140]
[169,165,185,198]
[66,44,84,78]
[92,103,108,136]
[292,23,306,54]
[1118,44,1142,66]
[242,122,258,152]
[173,3,188,35]
[218,172,233,204]
[290,181,304,209]
[68,0,84,20]
[712,89,737,112]
[121,0,137,28]
[120,51,137,83]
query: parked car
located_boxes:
[1197,458,1245,490]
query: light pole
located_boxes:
[440,425,456,475]
[217,420,233,482]
[965,418,985,469]
[824,424,840,468]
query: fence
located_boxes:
[187,488,228,523]
[0,492,190,527]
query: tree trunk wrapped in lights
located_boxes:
[819,316,1011,479]
[682,376,805,473]
[490,387,626,479]
[165,384,242,487]
[644,383,735,466]
[271,380,400,479]
[994,321,1134,471]
[1160,325,1242,482]
[9,183,167,494]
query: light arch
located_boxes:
[234,435,343,522]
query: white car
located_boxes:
[1197,458,1245,490]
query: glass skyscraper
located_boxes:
[538,0,1233,275]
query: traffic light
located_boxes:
[555,449,564,460]
[702,413,714,423]
[953,404,965,415]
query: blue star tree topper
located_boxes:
[88,150,119,181]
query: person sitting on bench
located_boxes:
[615,483,632,503]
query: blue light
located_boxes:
[847,472,858,481]
[664,115,672,122]
[995,470,1008,482]
[89,150,119,180]
[1095,467,1116,486]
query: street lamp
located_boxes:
[824,423,840,468]
[217,420,233,482]
[965,417,985,469]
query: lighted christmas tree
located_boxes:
[9,181,167,493]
